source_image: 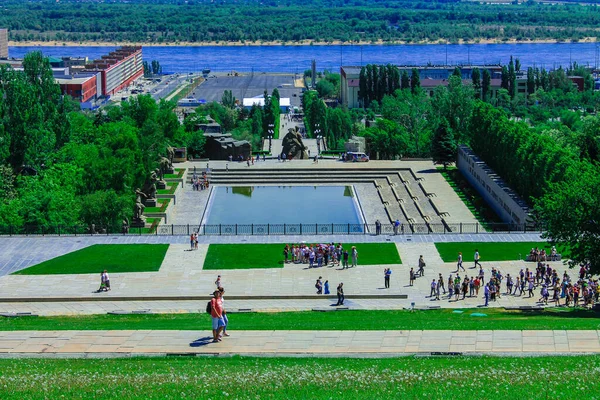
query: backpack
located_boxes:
[206,300,212,315]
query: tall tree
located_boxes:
[410,68,420,94]
[358,66,367,108]
[482,69,491,102]
[508,56,517,98]
[432,118,456,169]
[471,68,481,99]
[432,75,475,146]
[501,65,509,90]
[400,70,410,90]
[221,90,236,109]
[526,67,535,95]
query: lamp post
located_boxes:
[267,123,274,153]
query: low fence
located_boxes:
[0,223,543,237]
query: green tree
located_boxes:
[221,90,236,109]
[432,75,475,146]
[471,68,481,100]
[537,162,600,274]
[482,69,491,102]
[432,119,457,169]
[400,70,410,90]
[410,68,420,94]
[316,79,335,98]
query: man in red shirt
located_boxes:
[210,291,225,342]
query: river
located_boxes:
[8,43,599,73]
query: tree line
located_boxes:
[2,0,600,44]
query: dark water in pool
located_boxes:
[205,185,362,225]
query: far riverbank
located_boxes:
[8,37,598,48]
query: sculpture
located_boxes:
[281,127,308,159]
[166,146,175,169]
[132,188,147,227]
[143,170,158,198]
[158,156,172,179]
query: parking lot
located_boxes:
[191,73,303,108]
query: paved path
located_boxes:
[0,329,598,356]
[0,233,544,277]
[0,243,563,307]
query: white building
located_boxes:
[242,96,290,113]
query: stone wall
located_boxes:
[457,145,530,226]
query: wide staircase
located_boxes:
[188,167,453,232]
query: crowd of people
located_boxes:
[413,250,597,308]
[283,243,358,269]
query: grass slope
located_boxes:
[437,167,503,228]
[14,244,169,275]
[2,309,599,331]
[203,243,401,270]
[434,241,565,263]
[0,356,597,399]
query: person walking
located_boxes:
[315,277,323,294]
[474,249,482,268]
[430,279,437,298]
[210,290,225,343]
[336,283,345,306]
[215,275,222,288]
[418,255,426,277]
[384,268,392,289]
[375,219,382,235]
[409,268,415,286]
[484,283,490,306]
[457,252,465,272]
[102,270,110,291]
[393,219,401,235]
[218,287,230,337]
[342,249,349,269]
[438,273,446,294]
[324,280,330,295]
[351,246,358,268]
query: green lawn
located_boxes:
[434,241,565,263]
[2,308,599,331]
[14,244,169,275]
[0,356,596,399]
[203,243,401,270]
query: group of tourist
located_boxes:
[283,243,358,269]
[209,275,230,343]
[529,246,559,262]
[189,232,199,250]
[314,276,345,305]
[191,170,210,191]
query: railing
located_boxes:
[0,223,543,237]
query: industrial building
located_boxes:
[55,74,99,103]
[0,28,8,59]
[83,46,143,97]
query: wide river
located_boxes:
[8,43,599,73]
